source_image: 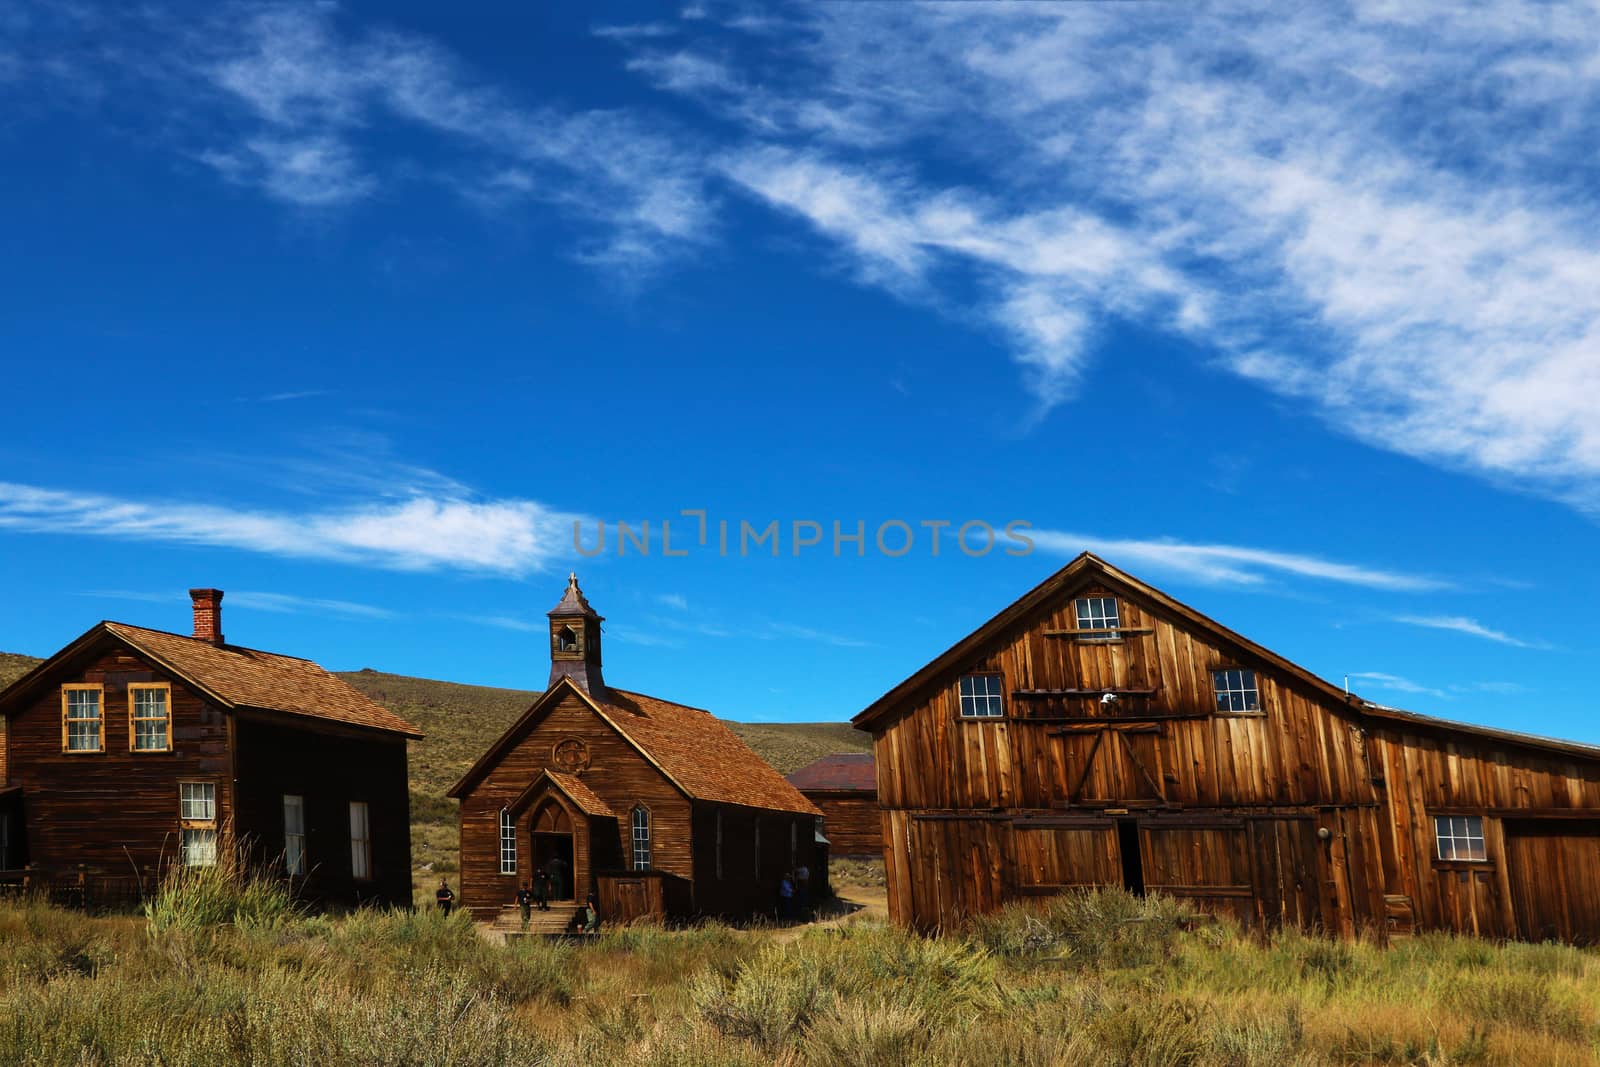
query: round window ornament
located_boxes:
[552,737,592,773]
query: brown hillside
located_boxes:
[0,652,43,690]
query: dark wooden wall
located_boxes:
[809,792,881,856]
[457,690,691,918]
[690,802,819,918]
[233,716,412,908]
[4,642,231,883]
[869,576,1600,942]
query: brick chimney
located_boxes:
[189,588,224,645]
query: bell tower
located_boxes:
[548,573,605,697]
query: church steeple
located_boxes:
[548,573,605,697]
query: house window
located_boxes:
[715,811,724,880]
[1212,668,1261,713]
[349,801,371,880]
[1434,815,1487,862]
[754,819,762,877]
[179,782,217,867]
[790,821,798,868]
[283,795,306,876]
[129,684,171,752]
[1075,597,1121,638]
[0,812,11,870]
[61,685,103,752]
[958,674,1005,718]
[499,808,517,875]
[630,806,651,870]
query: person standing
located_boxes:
[517,882,535,930]
[778,872,795,923]
[546,855,570,901]
[435,879,455,916]
[583,891,602,934]
[534,869,551,911]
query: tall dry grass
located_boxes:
[0,883,1596,1065]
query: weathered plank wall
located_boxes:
[5,640,231,880]
[233,716,412,908]
[810,792,881,856]
[689,802,818,918]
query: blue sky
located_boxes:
[1,2,1597,738]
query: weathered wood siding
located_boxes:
[874,586,1375,813]
[810,793,881,856]
[456,690,691,918]
[871,573,1600,942]
[233,717,412,908]
[690,802,818,917]
[1369,723,1600,943]
[5,642,231,882]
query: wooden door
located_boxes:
[1504,820,1600,945]
[1012,825,1122,894]
[1139,823,1256,924]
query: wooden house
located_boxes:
[787,753,882,859]
[0,589,421,908]
[449,575,820,927]
[854,553,1600,944]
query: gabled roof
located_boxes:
[0,621,421,739]
[787,753,877,793]
[451,676,820,816]
[510,768,616,818]
[851,552,1600,762]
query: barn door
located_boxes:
[1012,825,1122,895]
[1504,820,1600,945]
[1139,822,1255,925]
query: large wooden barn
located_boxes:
[0,589,421,908]
[855,553,1600,943]
[450,575,820,927]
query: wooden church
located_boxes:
[855,553,1600,943]
[450,575,820,926]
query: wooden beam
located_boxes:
[1013,688,1158,697]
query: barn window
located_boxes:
[958,674,1005,718]
[1434,815,1487,862]
[631,806,651,870]
[179,782,217,867]
[349,801,371,880]
[1074,597,1121,639]
[754,819,762,878]
[715,810,724,880]
[283,795,306,876]
[499,808,517,875]
[61,685,104,753]
[790,821,798,868]
[129,684,171,752]
[1212,669,1260,713]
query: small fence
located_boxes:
[0,866,159,911]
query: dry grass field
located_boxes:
[2,874,1598,1066]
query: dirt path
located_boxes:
[771,882,888,943]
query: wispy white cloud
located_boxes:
[246,389,331,403]
[627,4,1600,512]
[1029,530,1445,591]
[656,592,690,611]
[0,481,583,576]
[757,621,872,649]
[81,588,394,621]
[1394,614,1543,648]
[1350,670,1447,699]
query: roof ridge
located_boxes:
[104,621,319,664]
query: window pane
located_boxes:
[350,802,370,880]
[182,829,217,867]
[181,783,215,821]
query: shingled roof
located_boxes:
[451,677,819,816]
[787,753,877,793]
[0,621,421,739]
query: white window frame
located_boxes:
[958,674,1005,718]
[630,806,651,871]
[1212,668,1261,713]
[499,808,517,875]
[61,684,104,753]
[1434,815,1487,862]
[128,683,172,752]
[179,781,217,867]
[283,794,306,876]
[349,801,371,881]
[1074,596,1122,639]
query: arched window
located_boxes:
[630,806,651,870]
[558,625,579,652]
[499,808,516,875]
